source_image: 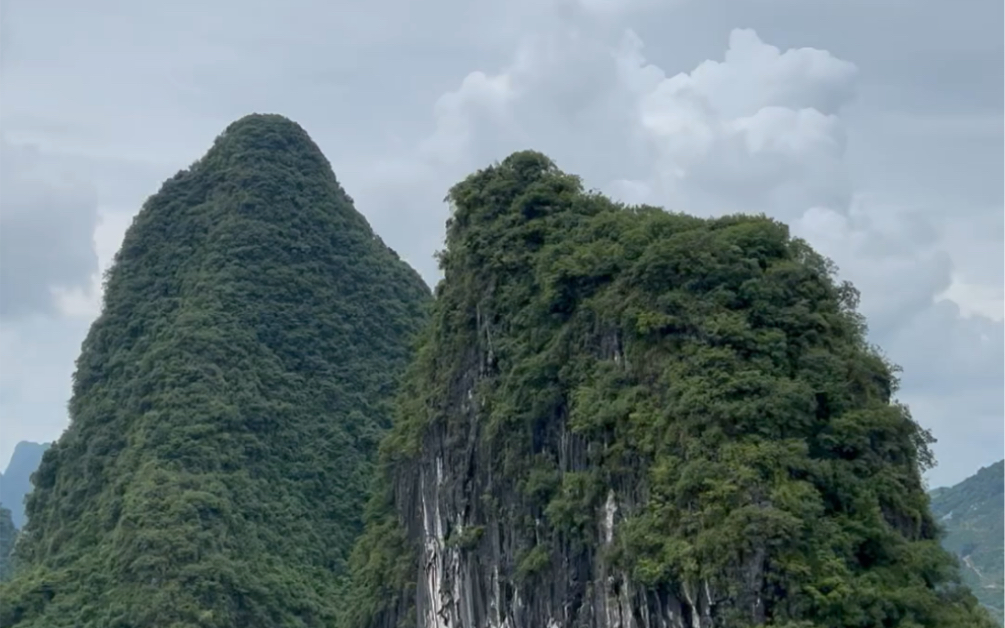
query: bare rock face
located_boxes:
[343,151,995,628]
[395,329,716,628]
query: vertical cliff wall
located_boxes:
[344,151,993,628]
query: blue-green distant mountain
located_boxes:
[930,460,1004,625]
[0,442,50,529]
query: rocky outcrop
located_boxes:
[346,150,994,628]
[392,327,717,628]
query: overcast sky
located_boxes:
[0,0,1001,487]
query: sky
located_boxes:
[0,0,1001,488]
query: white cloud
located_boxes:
[421,71,519,166]
[794,201,954,333]
[611,28,857,219]
[0,138,100,320]
[940,278,1003,321]
[51,208,134,320]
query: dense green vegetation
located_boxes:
[345,151,995,628]
[0,441,50,528]
[0,114,431,627]
[0,506,16,581]
[0,125,992,627]
[930,460,1004,625]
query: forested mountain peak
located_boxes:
[344,150,995,628]
[195,114,342,194]
[0,115,431,627]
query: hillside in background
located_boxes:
[0,114,431,627]
[930,460,1004,625]
[0,442,50,529]
[344,151,995,628]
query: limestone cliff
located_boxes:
[343,151,994,628]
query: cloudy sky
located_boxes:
[0,0,1001,487]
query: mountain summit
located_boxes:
[0,114,431,627]
[344,151,994,628]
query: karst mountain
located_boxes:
[342,151,995,628]
[0,114,431,627]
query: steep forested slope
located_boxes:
[0,506,16,581]
[930,460,1004,624]
[0,441,50,528]
[0,114,431,627]
[344,151,994,628]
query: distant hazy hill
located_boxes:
[930,460,1004,624]
[0,442,50,528]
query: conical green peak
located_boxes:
[224,112,307,135]
[109,114,390,291]
[0,114,431,627]
[204,113,330,172]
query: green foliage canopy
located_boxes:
[0,506,16,582]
